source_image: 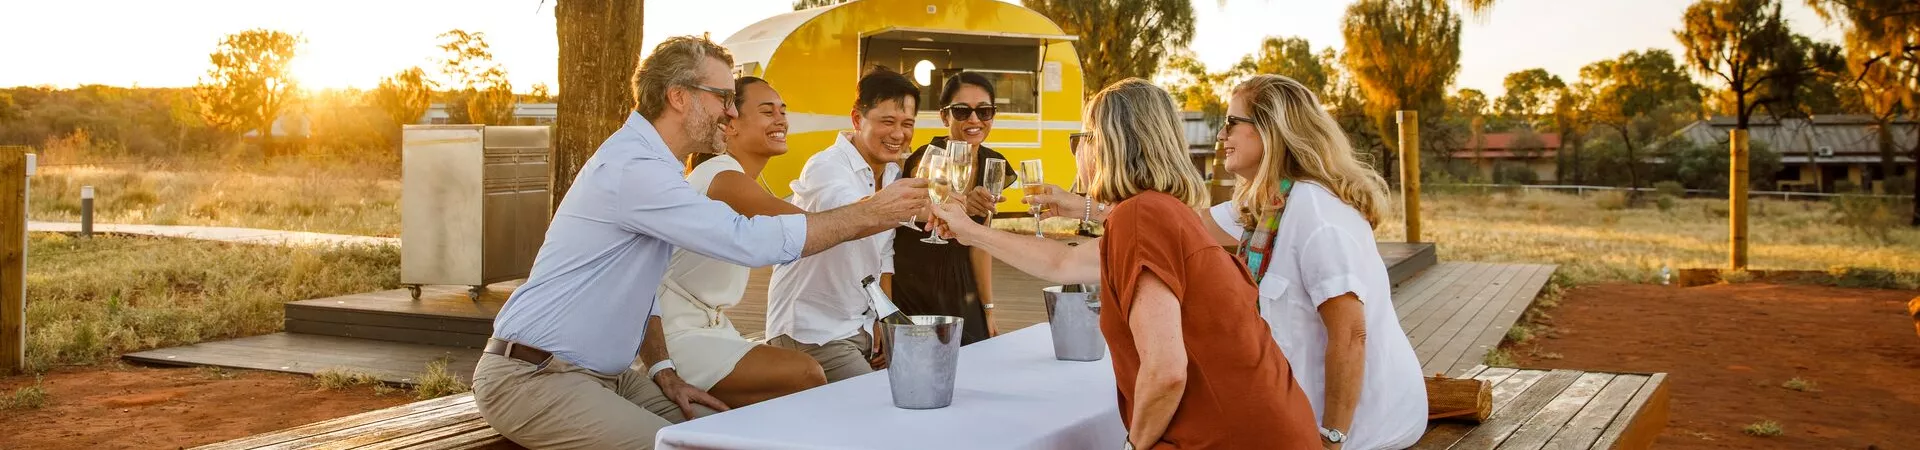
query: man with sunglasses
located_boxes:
[471,36,929,450]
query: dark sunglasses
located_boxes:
[943,104,997,121]
[1224,115,1256,132]
[1069,132,1091,155]
[684,84,736,108]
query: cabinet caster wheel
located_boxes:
[468,286,486,301]
[406,285,422,300]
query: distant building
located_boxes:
[419,103,557,126]
[1672,115,1917,193]
[1449,132,1562,183]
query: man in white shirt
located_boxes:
[766,68,921,382]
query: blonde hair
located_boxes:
[1230,74,1390,228]
[1085,79,1210,209]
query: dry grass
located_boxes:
[1743,420,1784,437]
[1378,190,1920,286]
[22,233,399,374]
[314,368,383,390]
[1782,377,1817,392]
[29,160,401,237]
[2,377,48,410]
[413,359,470,400]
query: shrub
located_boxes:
[414,359,470,400]
[1830,194,1904,244]
[1742,420,1783,437]
[315,368,382,390]
[1594,191,1629,210]
[1654,181,1686,199]
[3,378,48,410]
[1656,196,1676,212]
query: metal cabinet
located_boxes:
[400,125,552,300]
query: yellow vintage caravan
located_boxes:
[721,0,1085,212]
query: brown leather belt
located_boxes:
[483,338,553,366]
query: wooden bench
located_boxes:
[1415,366,1670,449]
[190,393,516,450]
[200,365,1667,449]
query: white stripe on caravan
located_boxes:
[787,113,1080,134]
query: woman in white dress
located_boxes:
[935,75,1427,449]
[658,77,826,407]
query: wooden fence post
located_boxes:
[1,150,25,374]
[1730,129,1749,270]
[1398,110,1423,243]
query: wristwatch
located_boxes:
[1319,426,1347,444]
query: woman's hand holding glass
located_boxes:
[1021,183,1087,221]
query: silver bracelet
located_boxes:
[1083,195,1093,223]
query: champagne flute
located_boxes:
[1020,159,1045,237]
[980,158,1009,225]
[901,146,947,231]
[921,153,953,244]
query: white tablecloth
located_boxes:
[656,324,1125,450]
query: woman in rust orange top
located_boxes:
[937,78,1319,449]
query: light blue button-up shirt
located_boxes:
[492,112,807,375]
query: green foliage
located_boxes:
[436,30,515,125]
[1493,163,1538,185]
[1341,0,1463,177]
[193,29,302,144]
[1655,181,1688,198]
[1497,68,1567,129]
[1649,138,1783,192]
[2,378,48,410]
[1830,193,1908,243]
[1233,36,1333,99]
[1025,0,1197,95]
[1161,51,1227,126]
[374,67,434,127]
[0,86,231,161]
[1575,49,1703,191]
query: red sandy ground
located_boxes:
[1509,282,1920,449]
[0,364,411,449]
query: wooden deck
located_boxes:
[1393,262,1559,377]
[129,244,1444,383]
[193,365,1666,450]
[1414,366,1670,449]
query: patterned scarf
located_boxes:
[1235,179,1295,288]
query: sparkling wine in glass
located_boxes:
[981,158,1008,224]
[1020,159,1045,237]
[901,146,947,231]
[920,154,952,244]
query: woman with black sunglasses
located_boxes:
[893,72,1017,345]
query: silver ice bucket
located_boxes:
[882,315,964,409]
[1043,284,1105,361]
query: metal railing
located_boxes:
[1424,183,1915,201]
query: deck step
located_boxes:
[283,282,521,348]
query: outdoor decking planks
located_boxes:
[1395,262,1559,377]
[124,333,483,384]
[1413,366,1671,449]
[196,365,1665,450]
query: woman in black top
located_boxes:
[894,72,1015,344]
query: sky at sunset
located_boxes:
[0,0,1844,98]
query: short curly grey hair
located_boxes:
[632,36,734,120]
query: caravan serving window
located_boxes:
[862,31,1045,115]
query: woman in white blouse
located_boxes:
[955,75,1427,449]
[658,77,827,407]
